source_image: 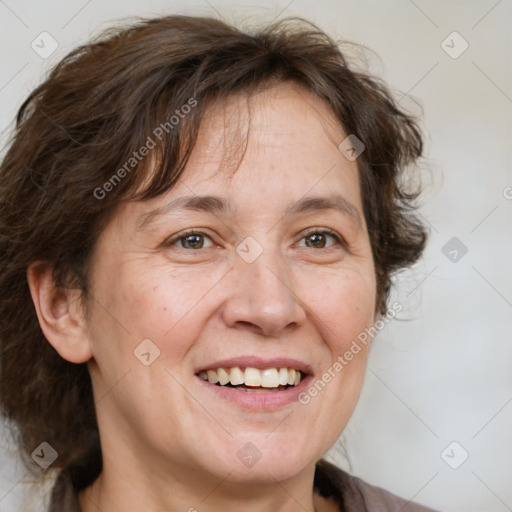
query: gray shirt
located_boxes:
[49,459,439,511]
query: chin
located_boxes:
[225,438,316,484]
[222,459,311,486]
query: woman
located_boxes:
[0,14,437,512]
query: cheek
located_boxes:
[300,266,376,350]
[293,269,375,459]
[109,265,221,354]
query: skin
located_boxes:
[28,81,378,512]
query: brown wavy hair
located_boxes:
[0,15,428,492]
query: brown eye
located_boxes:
[305,233,328,248]
[298,230,341,249]
[180,234,205,249]
[166,231,213,250]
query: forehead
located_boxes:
[179,81,358,194]
[197,81,344,160]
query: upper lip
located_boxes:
[195,356,313,375]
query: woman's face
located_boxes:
[83,82,378,486]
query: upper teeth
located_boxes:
[198,367,302,388]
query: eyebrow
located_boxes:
[283,193,362,227]
[136,195,235,230]
[136,193,362,231]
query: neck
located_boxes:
[78,456,320,512]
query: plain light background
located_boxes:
[0,1,511,511]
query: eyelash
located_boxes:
[165,228,346,250]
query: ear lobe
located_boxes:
[26,261,93,364]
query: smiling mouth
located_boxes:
[196,366,305,393]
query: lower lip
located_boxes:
[196,375,313,411]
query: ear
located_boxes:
[26,261,93,364]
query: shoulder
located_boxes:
[314,459,440,512]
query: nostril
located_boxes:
[234,321,266,336]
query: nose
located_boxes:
[221,248,307,337]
